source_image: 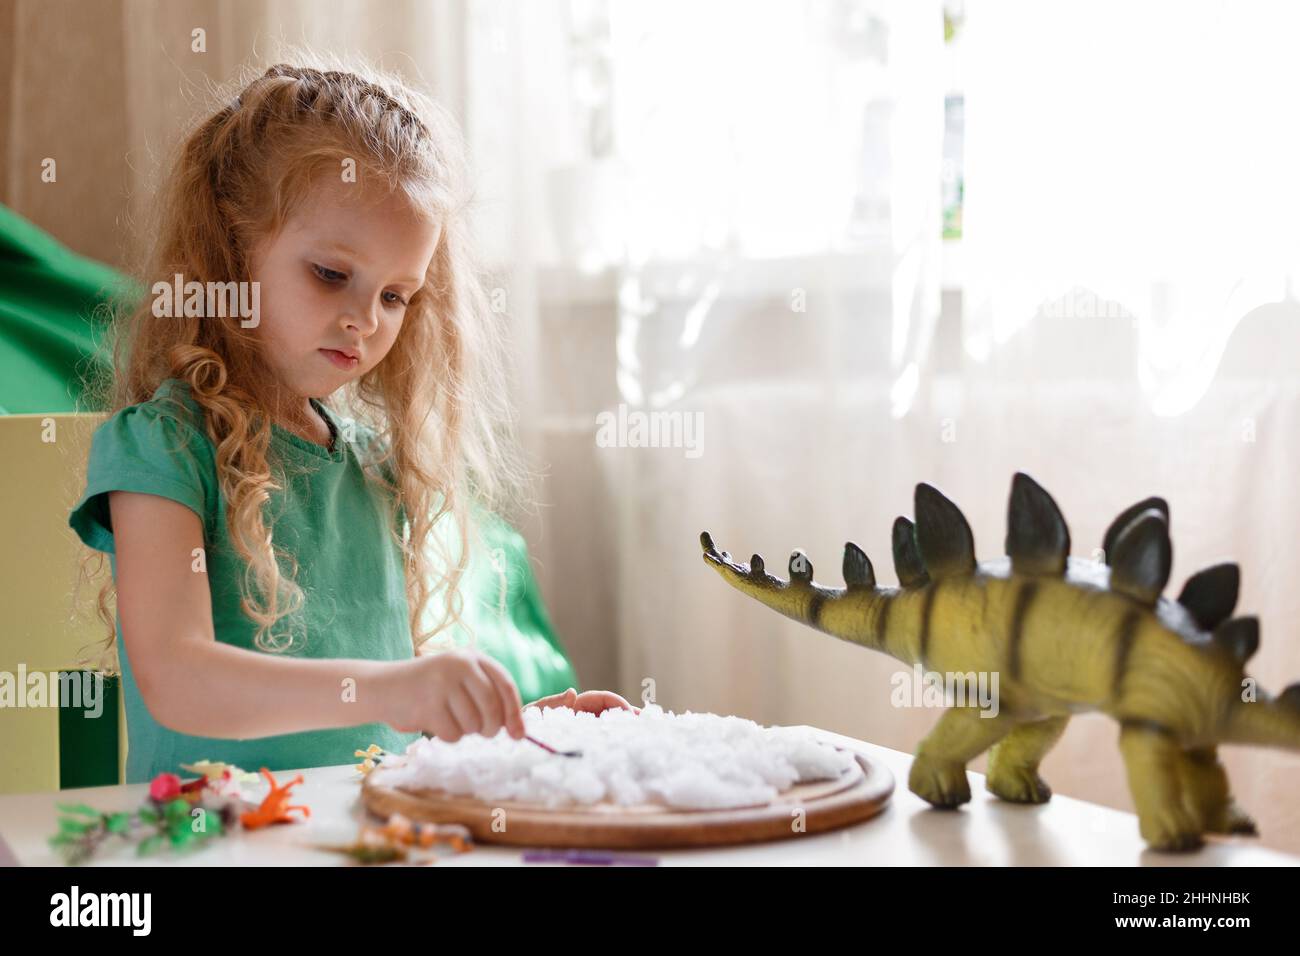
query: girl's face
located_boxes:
[248,177,443,403]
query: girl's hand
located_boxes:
[386,649,527,743]
[529,686,641,716]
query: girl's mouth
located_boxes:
[319,349,359,370]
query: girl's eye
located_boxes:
[312,264,347,283]
[313,263,406,307]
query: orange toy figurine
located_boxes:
[239,768,311,829]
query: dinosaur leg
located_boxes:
[909,708,1019,809]
[985,715,1069,804]
[1178,747,1258,837]
[1117,722,1204,851]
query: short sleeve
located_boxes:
[68,402,216,554]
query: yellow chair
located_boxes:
[0,411,125,794]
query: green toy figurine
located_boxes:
[701,471,1300,851]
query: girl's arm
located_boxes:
[109,490,403,739]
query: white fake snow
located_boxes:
[372,704,856,810]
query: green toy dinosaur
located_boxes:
[700,472,1300,851]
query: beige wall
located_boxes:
[0,0,463,270]
[1,0,132,267]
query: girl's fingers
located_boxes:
[481,657,526,739]
[464,661,506,738]
[534,688,575,710]
[574,690,633,713]
[425,699,460,742]
[446,688,482,738]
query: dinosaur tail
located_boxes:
[1222,684,1300,752]
[698,531,910,663]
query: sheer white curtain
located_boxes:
[461,0,948,732]
[480,0,1300,851]
[964,0,1300,413]
[466,0,952,760]
[955,0,1300,848]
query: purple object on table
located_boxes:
[523,848,658,866]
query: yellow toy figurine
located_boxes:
[701,471,1300,851]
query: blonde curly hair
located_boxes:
[76,53,532,669]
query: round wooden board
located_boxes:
[361,746,894,849]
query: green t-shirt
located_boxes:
[68,377,421,782]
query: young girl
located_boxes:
[68,59,634,784]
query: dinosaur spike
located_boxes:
[1005,472,1070,576]
[700,531,716,552]
[892,516,930,588]
[789,549,813,583]
[1102,496,1169,564]
[1177,562,1240,630]
[1108,509,1171,606]
[842,542,875,589]
[750,553,765,576]
[1212,616,1259,665]
[914,483,976,579]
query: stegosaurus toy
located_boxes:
[700,472,1300,851]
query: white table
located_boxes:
[2,727,1295,866]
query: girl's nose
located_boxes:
[341,306,379,336]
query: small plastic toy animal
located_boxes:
[700,472,1300,851]
[240,768,311,829]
